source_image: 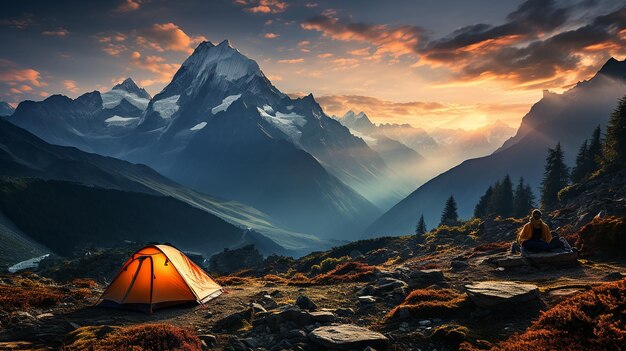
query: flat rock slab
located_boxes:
[465,281,540,308]
[495,250,578,267]
[308,324,388,350]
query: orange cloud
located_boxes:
[0,66,46,87]
[235,0,288,14]
[130,51,180,86]
[277,58,305,64]
[115,0,142,13]
[42,28,70,37]
[136,23,207,54]
[263,33,280,39]
[317,53,333,58]
[302,15,423,58]
[62,80,79,93]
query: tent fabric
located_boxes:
[99,245,222,312]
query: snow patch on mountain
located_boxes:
[105,115,139,126]
[190,121,207,131]
[258,107,307,142]
[153,95,180,119]
[101,90,150,111]
[211,94,241,114]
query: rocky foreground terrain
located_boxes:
[0,169,625,351]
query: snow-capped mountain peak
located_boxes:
[102,78,151,111]
[182,40,262,84]
[111,78,151,100]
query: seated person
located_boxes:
[516,209,569,253]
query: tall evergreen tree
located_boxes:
[604,96,626,168]
[440,196,459,226]
[541,142,569,209]
[512,177,535,217]
[497,175,514,217]
[587,125,603,171]
[474,186,493,218]
[571,139,589,183]
[415,215,427,235]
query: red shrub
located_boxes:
[386,288,469,320]
[574,216,626,257]
[70,278,99,289]
[63,324,203,351]
[313,262,378,284]
[0,281,64,311]
[473,241,509,252]
[460,279,626,351]
[214,276,252,286]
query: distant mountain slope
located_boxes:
[7,78,149,156]
[0,177,245,257]
[364,58,626,237]
[0,119,326,253]
[0,102,14,117]
[0,212,50,268]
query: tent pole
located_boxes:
[120,257,146,305]
[148,256,154,314]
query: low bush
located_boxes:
[63,324,203,351]
[460,279,626,351]
[386,288,470,320]
[313,262,378,284]
[575,216,626,257]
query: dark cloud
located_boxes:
[303,0,626,89]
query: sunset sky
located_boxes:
[1,0,624,130]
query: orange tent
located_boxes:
[99,245,222,313]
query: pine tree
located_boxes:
[587,125,603,171]
[415,215,427,235]
[440,196,459,226]
[512,177,535,217]
[541,142,569,209]
[474,186,493,218]
[571,139,589,183]
[488,180,501,215]
[498,175,514,217]
[604,96,626,168]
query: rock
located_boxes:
[309,311,336,323]
[356,285,376,296]
[465,281,540,308]
[214,309,251,330]
[405,269,445,288]
[295,295,317,311]
[35,313,54,319]
[308,324,389,350]
[495,250,578,267]
[259,295,278,310]
[375,277,408,293]
[198,334,217,345]
[451,260,469,270]
[334,307,355,317]
[358,295,376,303]
[419,320,432,326]
[263,306,313,332]
[251,302,267,313]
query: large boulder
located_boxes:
[465,281,540,308]
[495,250,578,268]
[308,324,388,350]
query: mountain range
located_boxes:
[364,57,626,237]
[0,118,333,263]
